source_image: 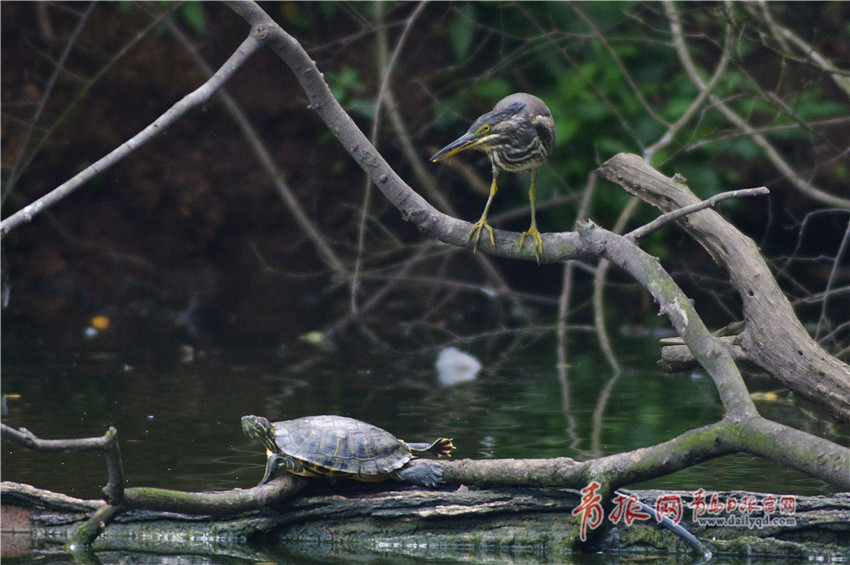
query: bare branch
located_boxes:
[1,423,125,505]
[4,3,96,197]
[0,33,263,238]
[816,215,850,341]
[350,1,427,315]
[442,416,849,490]
[3,4,176,203]
[752,1,850,100]
[599,152,850,421]
[122,476,306,515]
[644,16,733,163]
[572,4,670,129]
[159,13,347,276]
[663,0,850,210]
[627,186,770,241]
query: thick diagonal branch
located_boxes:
[598,153,850,422]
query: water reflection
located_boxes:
[4,334,844,497]
[3,333,848,562]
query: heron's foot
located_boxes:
[520,225,544,261]
[466,220,495,253]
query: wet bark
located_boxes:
[3,481,848,560]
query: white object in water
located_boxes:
[436,347,482,386]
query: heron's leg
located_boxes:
[467,169,499,253]
[519,169,544,261]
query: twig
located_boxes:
[627,186,770,241]
[752,1,850,99]
[4,3,95,199]
[352,5,397,314]
[350,2,427,316]
[686,116,850,151]
[592,197,640,376]
[572,4,669,128]
[0,34,264,238]
[1,423,124,504]
[159,10,347,275]
[643,18,733,163]
[587,195,639,456]
[817,217,850,340]
[4,4,175,202]
[663,0,850,210]
[329,245,428,336]
[556,172,599,456]
[558,171,597,338]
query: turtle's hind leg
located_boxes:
[391,460,444,488]
[405,438,455,458]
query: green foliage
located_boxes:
[326,68,375,121]
[276,2,312,30]
[470,78,514,103]
[143,1,207,34]
[430,2,847,242]
[178,1,206,35]
[448,4,477,61]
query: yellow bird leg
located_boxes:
[519,170,544,261]
[467,172,499,253]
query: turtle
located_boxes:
[241,414,454,488]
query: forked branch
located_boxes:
[598,153,850,422]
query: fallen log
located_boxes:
[3,481,848,561]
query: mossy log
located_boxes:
[2,481,848,561]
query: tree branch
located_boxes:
[158,11,347,275]
[224,1,573,263]
[643,17,733,163]
[627,186,770,241]
[1,423,124,505]
[663,0,850,209]
[598,153,850,422]
[0,32,263,238]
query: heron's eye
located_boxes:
[479,124,491,134]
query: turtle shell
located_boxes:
[272,415,411,479]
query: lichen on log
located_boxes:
[3,481,848,561]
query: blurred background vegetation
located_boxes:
[2,1,848,361]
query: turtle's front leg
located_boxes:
[259,453,283,485]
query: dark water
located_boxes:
[2,330,847,563]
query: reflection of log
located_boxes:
[3,481,848,559]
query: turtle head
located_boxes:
[241,415,278,453]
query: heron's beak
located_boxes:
[430,132,487,162]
